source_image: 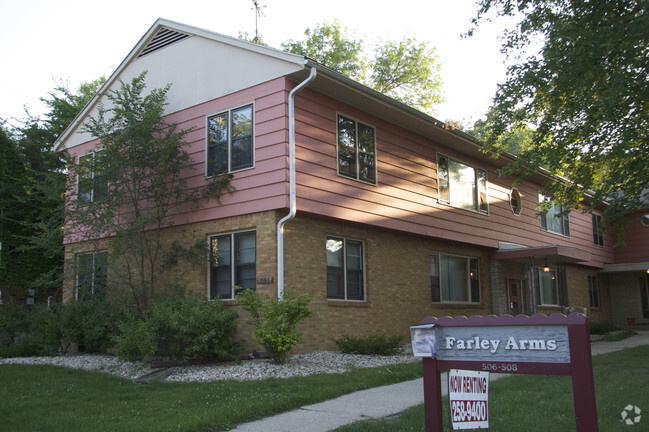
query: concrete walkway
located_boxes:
[231,330,649,432]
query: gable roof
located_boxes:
[54,18,307,151]
[54,18,539,182]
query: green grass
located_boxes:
[333,345,649,431]
[0,360,421,432]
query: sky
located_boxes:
[0,0,511,129]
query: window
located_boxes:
[592,213,604,246]
[640,214,649,227]
[588,275,600,309]
[326,237,364,300]
[209,231,256,300]
[539,193,570,236]
[207,104,254,176]
[534,267,559,305]
[641,277,649,319]
[76,251,108,300]
[438,154,488,214]
[430,252,480,303]
[337,114,376,184]
[510,188,522,216]
[77,151,107,203]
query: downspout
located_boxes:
[277,65,317,300]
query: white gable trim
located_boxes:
[54,18,306,152]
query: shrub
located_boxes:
[590,321,617,335]
[236,287,314,363]
[0,303,37,357]
[332,334,403,355]
[111,294,240,363]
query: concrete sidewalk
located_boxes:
[231,330,649,432]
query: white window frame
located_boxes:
[592,213,604,246]
[430,252,481,304]
[535,267,560,306]
[205,103,255,177]
[75,251,108,300]
[326,236,366,301]
[437,154,489,214]
[588,274,600,309]
[208,231,256,300]
[510,188,523,216]
[336,113,377,185]
[77,150,107,204]
[538,193,570,237]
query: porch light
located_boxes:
[543,259,551,273]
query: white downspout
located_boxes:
[277,66,317,300]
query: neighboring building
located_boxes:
[54,19,649,352]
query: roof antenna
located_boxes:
[251,0,266,44]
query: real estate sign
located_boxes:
[448,369,489,430]
[411,313,598,432]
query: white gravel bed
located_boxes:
[0,348,420,382]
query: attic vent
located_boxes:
[138,28,190,58]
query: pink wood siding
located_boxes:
[63,78,292,244]
[614,211,649,263]
[293,88,615,268]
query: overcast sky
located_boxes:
[0,0,510,129]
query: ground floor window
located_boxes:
[534,267,559,305]
[326,236,364,301]
[430,252,480,303]
[209,231,256,300]
[588,275,600,309]
[76,251,108,300]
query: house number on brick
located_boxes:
[257,276,274,284]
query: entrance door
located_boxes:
[508,279,522,315]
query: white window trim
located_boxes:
[437,153,489,215]
[430,251,481,304]
[76,150,105,203]
[538,192,571,238]
[205,102,256,177]
[335,112,378,186]
[75,251,108,300]
[510,188,523,216]
[207,230,256,300]
[326,236,367,302]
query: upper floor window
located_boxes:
[337,114,376,184]
[430,252,480,303]
[207,104,254,176]
[510,188,522,216]
[326,236,365,301]
[76,251,108,301]
[209,231,256,300]
[77,151,108,204]
[538,193,570,237]
[437,154,488,214]
[592,213,604,246]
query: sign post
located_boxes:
[411,313,597,432]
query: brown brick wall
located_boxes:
[62,210,613,354]
[283,214,493,352]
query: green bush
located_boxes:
[0,303,37,357]
[589,321,617,335]
[332,334,403,355]
[111,294,240,363]
[236,287,314,363]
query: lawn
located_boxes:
[333,345,649,431]
[0,359,421,432]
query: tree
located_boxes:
[470,0,649,241]
[0,78,106,304]
[67,72,232,311]
[283,21,443,114]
